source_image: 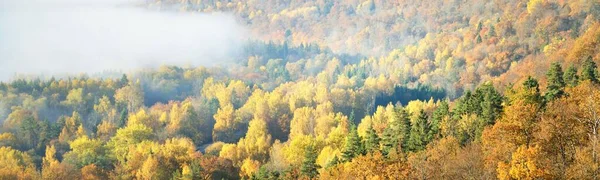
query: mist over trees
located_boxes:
[1,0,600,179]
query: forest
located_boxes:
[2,0,600,179]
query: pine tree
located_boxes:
[407,110,430,152]
[300,143,320,179]
[364,125,380,153]
[564,64,579,87]
[341,124,363,162]
[545,62,565,101]
[581,56,599,83]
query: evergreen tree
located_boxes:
[523,76,540,92]
[118,109,128,127]
[407,109,430,152]
[341,124,363,162]
[380,126,396,157]
[325,156,339,168]
[429,100,449,139]
[300,143,320,179]
[581,56,599,83]
[545,62,565,101]
[364,125,380,153]
[395,107,411,151]
[487,25,496,37]
[476,34,482,43]
[522,76,543,105]
[564,64,579,87]
[478,83,503,125]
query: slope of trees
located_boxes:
[1,0,600,179]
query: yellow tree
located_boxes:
[42,145,80,180]
[237,118,272,162]
[0,147,39,180]
[497,145,549,180]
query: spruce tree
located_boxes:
[364,125,380,153]
[522,76,543,105]
[407,109,429,152]
[341,124,363,162]
[564,64,579,87]
[429,100,449,139]
[300,143,321,179]
[380,126,395,157]
[545,62,565,101]
[395,107,411,151]
[581,56,599,83]
[478,83,502,125]
[523,76,540,92]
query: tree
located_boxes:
[107,123,154,164]
[136,156,160,180]
[564,64,579,87]
[364,125,380,153]
[114,82,144,113]
[430,100,449,139]
[497,145,549,180]
[42,145,80,179]
[407,110,430,152]
[63,136,111,169]
[237,118,272,162]
[300,143,321,179]
[545,62,566,101]
[581,56,599,83]
[520,76,543,105]
[394,107,412,151]
[342,124,364,162]
[0,147,39,179]
[325,156,340,168]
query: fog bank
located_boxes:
[0,0,247,81]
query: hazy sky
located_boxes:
[0,0,247,81]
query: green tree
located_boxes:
[364,125,380,153]
[581,56,599,83]
[300,143,320,179]
[429,101,449,139]
[380,126,396,157]
[407,109,430,152]
[564,64,579,87]
[545,62,565,101]
[341,124,364,162]
[521,76,543,105]
[325,156,339,168]
[395,107,412,151]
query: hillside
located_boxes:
[1,0,600,179]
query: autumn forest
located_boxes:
[2,0,600,179]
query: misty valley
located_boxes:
[1,0,600,180]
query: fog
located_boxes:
[0,0,247,81]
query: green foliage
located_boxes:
[581,56,599,83]
[300,143,320,179]
[407,109,430,152]
[564,65,579,87]
[430,100,449,139]
[545,62,565,101]
[342,124,364,162]
[364,125,380,153]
